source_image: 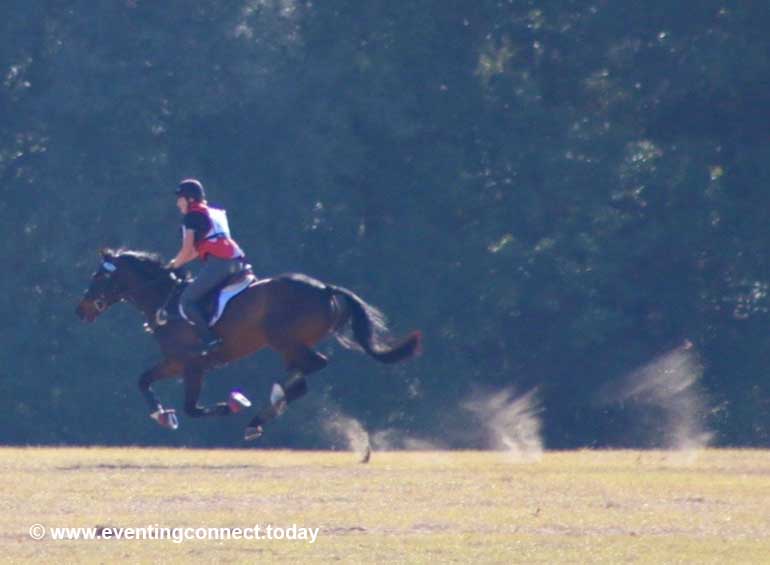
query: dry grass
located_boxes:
[1,448,769,563]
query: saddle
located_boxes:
[154,266,258,330]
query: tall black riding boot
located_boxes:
[186,304,223,356]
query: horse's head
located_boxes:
[75,248,170,322]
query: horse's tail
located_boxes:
[329,286,422,364]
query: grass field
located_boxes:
[1,448,769,563]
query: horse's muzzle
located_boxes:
[75,299,99,322]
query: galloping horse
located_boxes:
[75,249,421,439]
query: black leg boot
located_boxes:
[187,304,223,356]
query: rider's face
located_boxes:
[176,196,189,215]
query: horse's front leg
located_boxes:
[138,359,183,429]
[183,365,251,418]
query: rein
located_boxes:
[115,269,183,331]
[128,273,184,333]
[126,270,182,298]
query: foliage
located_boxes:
[1,1,768,446]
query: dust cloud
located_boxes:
[321,410,372,458]
[320,386,544,459]
[598,341,713,451]
[461,387,544,460]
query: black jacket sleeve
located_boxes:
[182,211,211,243]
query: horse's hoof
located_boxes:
[228,390,252,413]
[244,426,263,441]
[150,408,179,430]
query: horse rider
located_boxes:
[168,178,246,356]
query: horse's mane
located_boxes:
[105,248,168,280]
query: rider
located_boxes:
[168,179,246,356]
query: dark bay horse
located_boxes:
[75,249,421,439]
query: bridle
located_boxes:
[88,261,182,316]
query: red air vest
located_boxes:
[185,202,245,261]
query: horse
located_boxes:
[75,248,421,439]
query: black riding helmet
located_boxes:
[175,178,206,202]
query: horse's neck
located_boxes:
[129,276,175,320]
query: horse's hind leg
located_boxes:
[245,345,328,440]
[278,345,328,400]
